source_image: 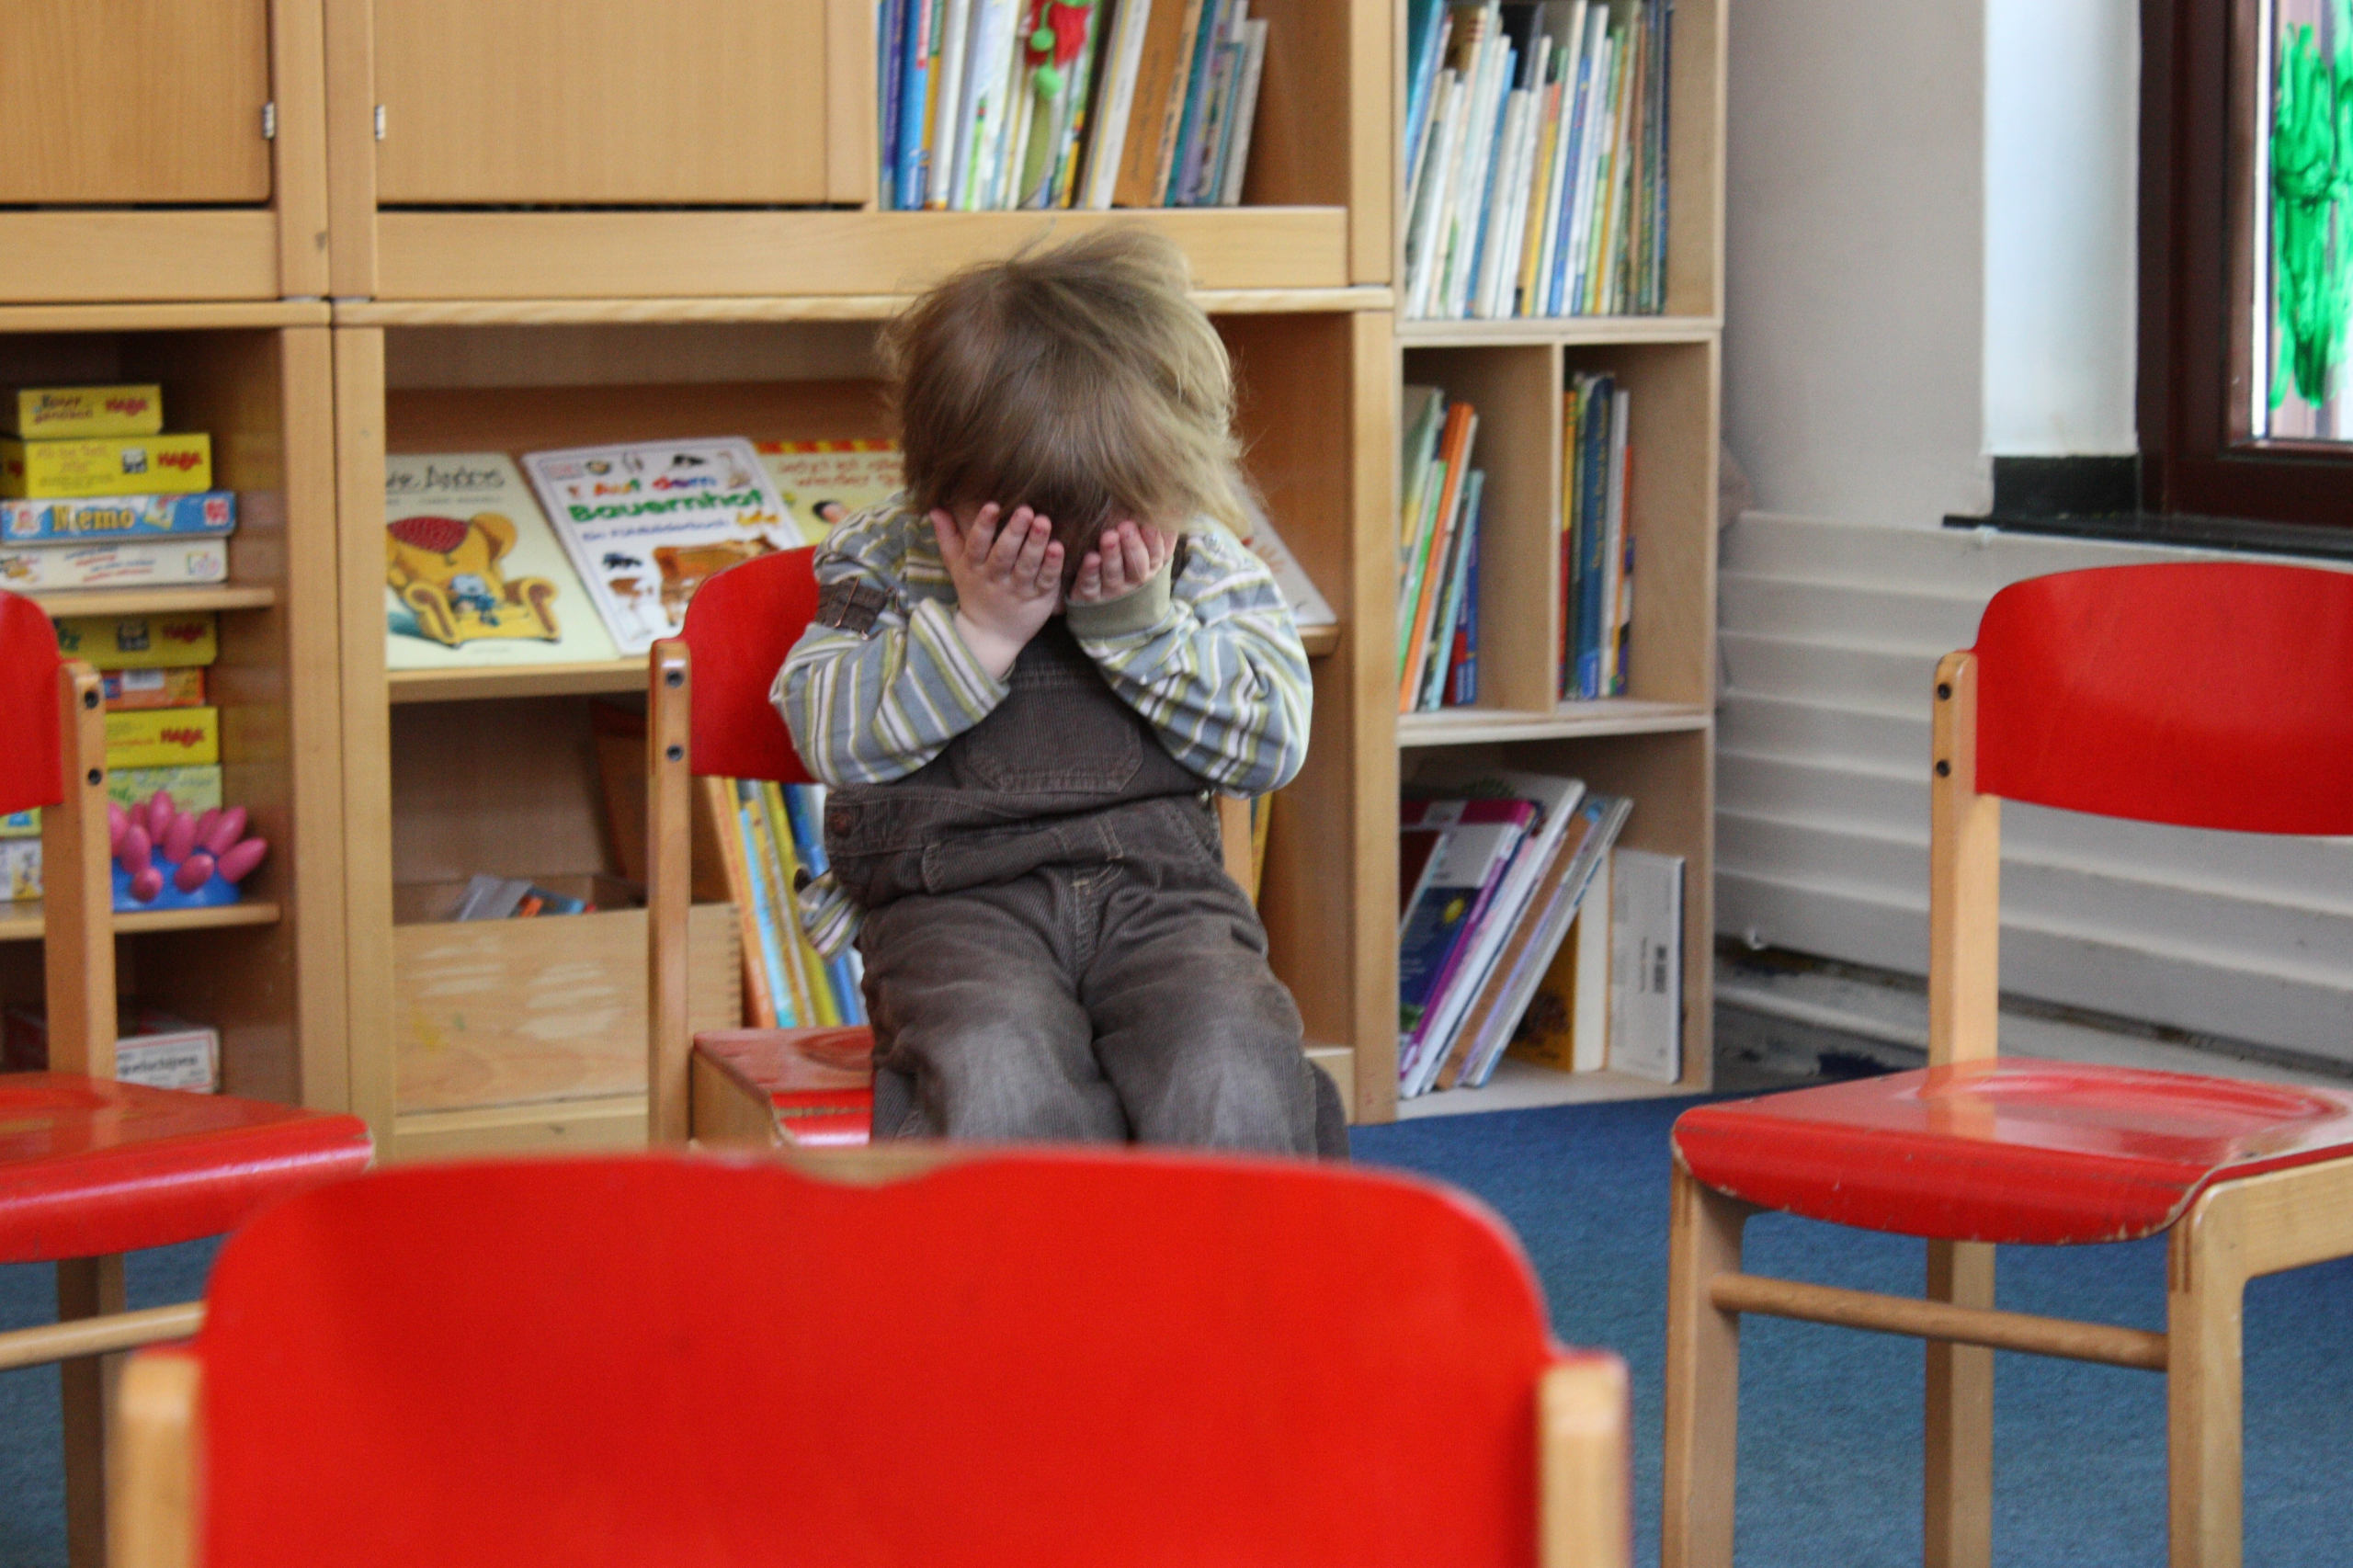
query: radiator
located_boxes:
[1717,512,2353,1069]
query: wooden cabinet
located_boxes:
[372,0,842,205]
[0,2,272,204]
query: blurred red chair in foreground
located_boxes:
[1661,562,2353,1568]
[111,1149,1631,1567]
[644,549,1260,1149]
[0,590,371,1565]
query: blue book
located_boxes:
[896,0,938,210]
[1646,0,1673,311]
[1404,0,1447,159]
[879,0,906,210]
[1457,40,1518,313]
[1546,10,1608,313]
[779,784,867,1025]
[735,784,800,1028]
[1451,502,1480,705]
[0,491,234,544]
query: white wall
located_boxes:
[1983,0,2140,455]
[1722,0,1989,528]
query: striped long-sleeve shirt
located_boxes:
[773,498,1313,953]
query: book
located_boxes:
[928,0,976,207]
[755,439,904,539]
[1,491,233,543]
[1233,490,1336,628]
[1399,399,1477,707]
[759,784,841,1028]
[1215,17,1269,204]
[0,434,210,498]
[0,840,37,901]
[51,612,215,668]
[1608,845,1681,1081]
[1113,0,1203,205]
[522,438,805,655]
[0,536,226,591]
[1416,468,1481,710]
[778,783,868,1026]
[1507,851,1612,1071]
[736,779,812,1028]
[1402,765,1585,1092]
[1081,0,1154,207]
[2,385,165,439]
[384,453,620,672]
[1462,790,1628,1085]
[1165,0,1231,203]
[880,0,908,207]
[5,1006,217,1092]
[105,707,218,768]
[1445,501,1479,705]
[1397,795,1535,1089]
[1430,801,1588,1089]
[1047,0,1114,206]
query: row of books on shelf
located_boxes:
[1396,386,1483,713]
[5,1004,219,1094]
[705,778,869,1031]
[1404,0,1672,320]
[879,0,1268,211]
[1564,370,1632,699]
[1397,762,1680,1097]
[382,437,1330,676]
[2,611,228,901]
[0,384,237,593]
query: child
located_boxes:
[775,230,1343,1154]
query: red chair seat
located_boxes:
[0,1074,372,1263]
[1674,1059,2353,1245]
[692,1026,874,1146]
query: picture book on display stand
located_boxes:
[382,453,619,671]
[757,439,904,540]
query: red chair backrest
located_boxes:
[1973,562,2353,835]
[675,548,820,785]
[196,1153,1562,1568]
[0,592,62,818]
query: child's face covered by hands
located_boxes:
[1068,520,1175,606]
[933,503,1063,679]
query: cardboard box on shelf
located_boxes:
[1,491,234,542]
[3,1006,220,1093]
[51,612,216,668]
[0,433,210,498]
[0,537,225,591]
[1,386,165,440]
[101,666,207,710]
[105,706,219,768]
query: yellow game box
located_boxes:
[0,764,222,840]
[105,707,219,768]
[51,613,217,668]
[2,385,165,439]
[0,434,210,498]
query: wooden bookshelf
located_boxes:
[1381,0,1727,1114]
[0,318,344,1110]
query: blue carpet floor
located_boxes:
[1,1097,2347,1565]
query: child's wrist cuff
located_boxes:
[1067,556,1174,639]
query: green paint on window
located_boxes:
[2273,0,2353,409]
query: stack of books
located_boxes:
[1403,0,1672,320]
[1397,764,1631,1096]
[879,0,1271,210]
[707,778,869,1032]
[3,612,226,903]
[1562,371,1631,699]
[1398,385,1483,713]
[0,385,234,591]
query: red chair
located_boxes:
[0,590,371,1565]
[1661,562,2353,1568]
[110,1149,1631,1568]
[645,549,1261,1149]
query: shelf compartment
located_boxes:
[29,585,278,619]
[1399,699,1711,748]
[0,900,282,945]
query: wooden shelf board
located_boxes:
[1393,1062,1692,1120]
[1398,699,1712,748]
[388,625,1341,704]
[339,287,1392,327]
[1398,315,1722,348]
[28,584,278,618]
[0,301,331,334]
[0,899,282,944]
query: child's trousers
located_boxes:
[856,801,1342,1153]
[824,619,1343,1154]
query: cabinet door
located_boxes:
[0,2,271,203]
[375,0,835,204]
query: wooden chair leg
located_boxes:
[59,1254,126,1568]
[1925,1238,1995,1568]
[1663,1164,1748,1568]
[2167,1201,2245,1568]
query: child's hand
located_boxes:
[933,503,1063,679]
[1069,520,1176,606]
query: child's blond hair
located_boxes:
[883,228,1248,564]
